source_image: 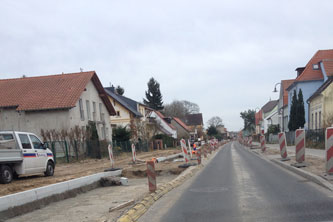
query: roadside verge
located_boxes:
[0,170,121,220]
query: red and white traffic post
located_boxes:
[188,139,193,159]
[325,127,333,174]
[278,132,289,161]
[295,129,305,165]
[146,160,156,192]
[181,139,189,163]
[131,143,136,164]
[107,144,115,168]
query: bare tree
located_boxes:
[163,100,200,120]
[207,116,223,127]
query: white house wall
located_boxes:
[149,112,177,139]
[0,80,112,141]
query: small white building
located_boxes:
[146,110,177,139]
[261,100,279,133]
[0,71,116,140]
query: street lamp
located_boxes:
[273,82,283,132]
[273,82,281,93]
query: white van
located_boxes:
[0,131,55,184]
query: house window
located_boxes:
[319,111,321,129]
[79,99,84,121]
[86,100,91,120]
[312,113,314,129]
[99,103,103,121]
[117,111,120,116]
[315,112,318,130]
[92,102,96,121]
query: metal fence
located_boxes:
[45,140,150,164]
[280,129,324,149]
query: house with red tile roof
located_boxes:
[255,109,263,134]
[146,110,177,139]
[0,71,115,140]
[170,117,191,139]
[277,79,294,132]
[184,113,204,140]
[286,49,333,129]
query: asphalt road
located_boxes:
[140,142,333,222]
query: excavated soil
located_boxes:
[0,149,180,197]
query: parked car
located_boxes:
[0,131,55,184]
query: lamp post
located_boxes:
[273,82,283,132]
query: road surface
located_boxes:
[139,142,333,222]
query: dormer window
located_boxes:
[313,63,319,70]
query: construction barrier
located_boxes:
[197,148,201,165]
[278,132,288,159]
[146,160,156,192]
[131,143,136,163]
[295,129,305,163]
[188,139,192,158]
[326,127,333,174]
[107,144,115,168]
[260,134,266,152]
[181,139,189,163]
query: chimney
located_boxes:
[295,67,305,77]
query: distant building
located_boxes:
[170,117,191,139]
[277,79,294,132]
[307,74,333,129]
[261,100,279,133]
[184,113,204,140]
[104,86,143,129]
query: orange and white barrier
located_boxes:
[188,139,192,158]
[107,144,115,168]
[278,132,288,159]
[131,143,136,163]
[181,139,189,163]
[146,160,156,192]
[295,129,305,163]
[326,127,333,174]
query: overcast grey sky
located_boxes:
[1,0,333,131]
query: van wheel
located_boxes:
[44,161,54,176]
[0,165,13,184]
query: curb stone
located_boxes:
[245,144,333,192]
[117,143,228,222]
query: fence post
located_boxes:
[74,140,79,161]
[51,142,56,165]
[64,141,69,163]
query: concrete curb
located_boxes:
[271,159,333,191]
[245,145,333,192]
[0,170,122,213]
[117,143,228,222]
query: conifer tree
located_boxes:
[143,77,164,110]
[296,89,305,128]
[288,90,298,131]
